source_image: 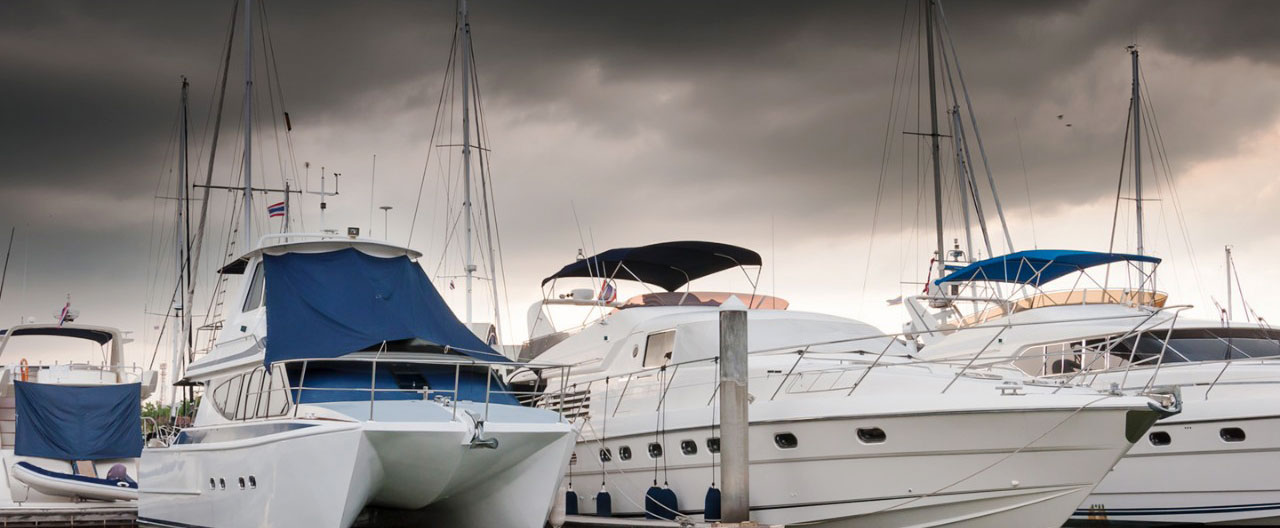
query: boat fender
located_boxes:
[704,486,721,521]
[19,359,27,382]
[644,485,679,520]
[564,484,578,516]
[594,486,612,517]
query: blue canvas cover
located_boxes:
[263,248,507,365]
[935,249,1161,286]
[14,381,142,460]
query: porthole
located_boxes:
[1149,431,1171,446]
[218,478,226,490]
[706,437,720,453]
[648,442,663,458]
[238,477,246,489]
[208,478,216,490]
[857,427,886,444]
[774,432,798,449]
[619,446,632,461]
[632,345,640,358]
[1221,427,1246,442]
[680,440,698,455]
[248,476,257,489]
[599,448,613,462]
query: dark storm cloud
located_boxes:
[1,0,1279,340]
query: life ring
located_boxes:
[19,359,28,382]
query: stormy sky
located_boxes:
[2,0,1279,375]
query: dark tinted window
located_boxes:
[1221,427,1246,442]
[648,442,663,458]
[857,427,886,444]
[242,262,266,311]
[1100,328,1280,363]
[774,433,798,449]
[618,446,632,460]
[599,448,612,462]
[706,437,720,453]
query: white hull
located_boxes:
[141,413,574,528]
[570,401,1145,527]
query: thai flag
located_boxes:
[57,300,71,327]
[598,280,617,303]
[267,201,286,218]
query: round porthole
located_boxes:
[632,346,640,358]
[857,427,886,444]
[774,432,798,449]
[1148,431,1171,446]
[648,442,663,458]
[680,440,698,455]
[706,437,720,453]
[599,448,613,462]
[619,446,632,461]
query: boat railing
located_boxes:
[552,304,1207,420]
[231,356,574,425]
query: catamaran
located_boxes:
[515,241,1170,527]
[139,1,574,526]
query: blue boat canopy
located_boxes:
[934,249,1161,286]
[541,241,762,292]
[263,248,507,365]
[15,381,142,460]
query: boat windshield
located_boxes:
[614,291,788,310]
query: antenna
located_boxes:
[306,166,340,228]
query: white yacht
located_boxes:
[909,249,1280,525]
[138,234,575,528]
[0,323,157,514]
[514,241,1170,527]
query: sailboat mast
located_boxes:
[242,0,255,251]
[1130,45,1144,256]
[1226,245,1233,321]
[171,77,190,409]
[925,0,945,277]
[460,0,475,325]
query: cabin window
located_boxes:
[619,446,632,461]
[1221,427,1246,442]
[706,437,720,453]
[237,368,265,420]
[648,442,663,458]
[212,374,244,420]
[248,476,257,489]
[242,262,266,311]
[1149,431,1171,446]
[644,331,676,368]
[774,433,798,449]
[599,448,612,462]
[680,440,698,455]
[857,427,886,444]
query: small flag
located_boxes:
[267,201,286,218]
[57,299,71,327]
[598,280,617,303]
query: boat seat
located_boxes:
[71,460,97,478]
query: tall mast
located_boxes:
[1130,45,1144,256]
[926,0,945,278]
[460,0,476,324]
[171,77,190,409]
[242,0,255,252]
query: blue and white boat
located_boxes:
[139,234,575,528]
